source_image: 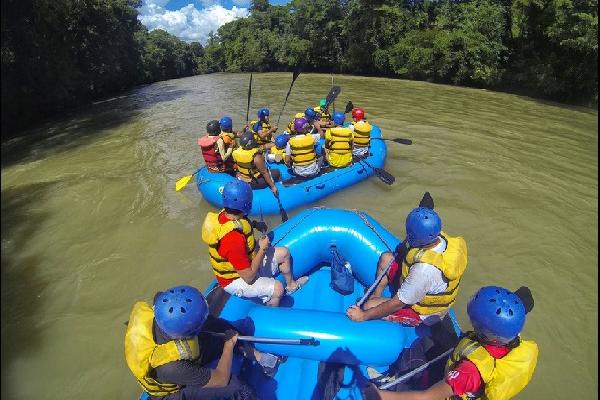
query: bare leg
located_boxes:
[275,246,308,292]
[266,280,284,307]
[372,252,394,297]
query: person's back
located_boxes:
[349,108,372,158]
[232,131,281,193]
[285,117,323,178]
[249,108,276,150]
[199,120,233,173]
[267,134,290,164]
[324,111,353,168]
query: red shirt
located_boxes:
[215,212,252,287]
[445,342,511,397]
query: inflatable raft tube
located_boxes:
[195,125,387,216]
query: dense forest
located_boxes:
[1,0,597,135]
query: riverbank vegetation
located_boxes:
[2,0,597,135]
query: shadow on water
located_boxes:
[1,84,190,168]
[0,182,58,397]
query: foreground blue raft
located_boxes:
[196,125,387,216]
[137,208,460,400]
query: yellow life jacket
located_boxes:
[445,333,539,400]
[325,127,353,168]
[124,302,200,397]
[353,121,372,147]
[314,106,331,122]
[232,147,261,180]
[401,231,468,315]
[250,120,272,145]
[287,112,306,134]
[289,134,317,166]
[270,146,287,158]
[201,211,256,280]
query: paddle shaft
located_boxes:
[246,73,253,124]
[206,332,318,346]
[356,255,395,308]
[358,158,395,185]
[379,347,454,389]
[276,70,301,127]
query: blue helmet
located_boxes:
[219,116,233,131]
[257,108,270,120]
[222,180,253,215]
[467,286,526,344]
[154,285,209,339]
[304,107,317,121]
[332,111,345,126]
[275,134,290,149]
[405,207,442,248]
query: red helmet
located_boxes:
[351,108,365,121]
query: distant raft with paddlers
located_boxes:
[195,124,388,216]
[156,208,460,399]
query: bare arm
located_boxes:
[204,335,238,388]
[347,296,406,322]
[237,245,268,284]
[216,138,233,161]
[254,154,277,193]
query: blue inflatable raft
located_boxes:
[195,125,387,216]
[140,208,460,399]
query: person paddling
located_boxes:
[346,206,467,327]
[267,134,290,164]
[125,285,256,399]
[219,116,246,142]
[324,111,353,169]
[249,108,277,150]
[201,181,308,307]
[361,286,539,400]
[232,130,281,194]
[349,107,373,159]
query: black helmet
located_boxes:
[239,130,258,149]
[207,120,221,136]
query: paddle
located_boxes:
[372,137,412,145]
[275,192,289,222]
[324,85,341,110]
[175,168,201,192]
[358,159,395,185]
[355,192,434,308]
[205,331,319,346]
[246,72,253,125]
[276,67,301,127]
[344,101,354,114]
[378,347,454,389]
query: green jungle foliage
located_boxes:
[2,0,597,134]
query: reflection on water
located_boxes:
[1,73,597,399]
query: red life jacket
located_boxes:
[198,135,224,172]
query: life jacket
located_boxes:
[289,134,317,166]
[201,211,256,281]
[270,146,287,158]
[325,127,353,168]
[125,302,200,397]
[445,332,539,400]
[220,131,236,146]
[287,112,306,134]
[198,135,224,172]
[232,147,262,180]
[314,106,331,123]
[400,232,467,315]
[250,120,272,145]
[352,121,372,148]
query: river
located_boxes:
[1,73,597,399]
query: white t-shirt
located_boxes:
[285,133,322,177]
[397,237,449,325]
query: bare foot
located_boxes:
[285,276,309,294]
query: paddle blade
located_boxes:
[374,168,395,185]
[325,85,341,108]
[275,194,289,222]
[246,73,253,124]
[175,175,193,191]
[292,67,301,82]
[392,138,412,145]
[419,192,434,209]
[344,101,354,114]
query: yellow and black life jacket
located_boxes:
[325,127,353,168]
[401,231,467,315]
[220,131,236,146]
[232,147,261,180]
[314,106,331,123]
[270,146,287,158]
[125,302,200,397]
[201,211,256,280]
[445,333,539,400]
[250,120,272,145]
[353,121,372,148]
[287,112,306,134]
[289,134,317,166]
